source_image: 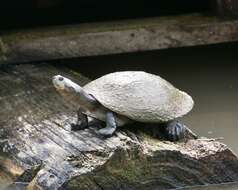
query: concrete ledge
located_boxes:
[1,13,238,64]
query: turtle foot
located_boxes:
[98,126,116,137]
[71,123,88,131]
[165,121,186,142]
[98,112,117,138]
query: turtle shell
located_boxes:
[83,71,194,123]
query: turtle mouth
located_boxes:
[54,84,64,90]
[52,78,64,90]
[53,83,64,90]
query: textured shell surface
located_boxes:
[83,71,194,123]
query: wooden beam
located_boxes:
[1,13,238,64]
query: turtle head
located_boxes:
[52,75,99,111]
[53,75,67,90]
[52,75,79,92]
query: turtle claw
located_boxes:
[98,112,117,137]
[71,108,89,131]
[98,126,116,137]
[165,121,186,141]
[71,123,88,131]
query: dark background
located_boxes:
[0,0,213,30]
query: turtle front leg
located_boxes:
[98,112,117,137]
[71,108,88,131]
[165,120,186,142]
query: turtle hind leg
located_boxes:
[165,120,186,142]
[71,108,88,131]
[98,112,117,137]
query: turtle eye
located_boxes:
[58,77,64,81]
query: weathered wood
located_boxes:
[0,64,238,190]
[182,181,238,190]
[1,14,238,64]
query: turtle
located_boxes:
[52,71,194,141]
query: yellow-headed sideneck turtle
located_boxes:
[52,71,194,141]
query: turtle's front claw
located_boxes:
[97,111,117,138]
[98,127,116,137]
[71,123,88,131]
[165,121,186,142]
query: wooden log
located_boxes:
[0,63,238,190]
[1,14,238,64]
[182,181,238,190]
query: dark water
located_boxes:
[54,42,238,190]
